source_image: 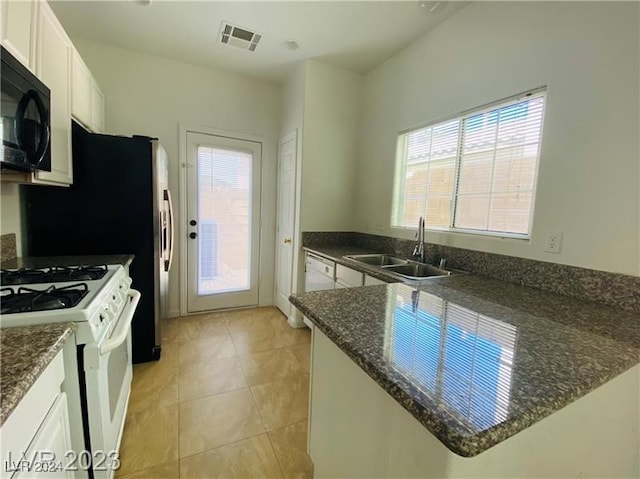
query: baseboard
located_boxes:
[288,313,307,329]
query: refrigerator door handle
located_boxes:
[164,189,175,272]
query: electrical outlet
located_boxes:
[545,231,563,253]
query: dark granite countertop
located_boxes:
[290,275,640,457]
[0,323,76,426]
[1,254,135,270]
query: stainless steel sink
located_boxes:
[381,262,451,279]
[344,254,466,281]
[344,254,409,266]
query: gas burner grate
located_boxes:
[0,265,108,285]
[0,283,89,313]
[0,268,48,285]
[47,265,108,282]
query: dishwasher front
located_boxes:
[304,253,336,292]
[303,253,335,327]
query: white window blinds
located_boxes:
[196,146,252,295]
[398,119,459,229]
[393,89,546,238]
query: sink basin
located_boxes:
[381,263,451,279]
[343,254,466,281]
[344,254,408,266]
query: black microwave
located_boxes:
[1,46,51,172]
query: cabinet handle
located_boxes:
[284,238,292,244]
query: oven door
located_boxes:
[83,289,140,479]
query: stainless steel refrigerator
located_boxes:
[22,121,174,363]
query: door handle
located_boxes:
[16,89,50,168]
[164,189,174,272]
[189,232,197,239]
[99,290,141,355]
[284,238,292,244]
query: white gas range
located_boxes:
[0,264,140,479]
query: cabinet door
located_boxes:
[34,1,72,185]
[13,393,74,479]
[335,264,364,288]
[71,51,92,128]
[90,81,105,133]
[1,0,36,71]
[364,274,386,286]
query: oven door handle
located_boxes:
[99,289,141,356]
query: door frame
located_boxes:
[178,123,264,316]
[274,130,298,322]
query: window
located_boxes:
[392,89,546,237]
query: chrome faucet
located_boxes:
[412,216,426,263]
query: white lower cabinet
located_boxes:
[335,264,364,288]
[0,344,86,479]
[364,274,386,286]
[309,329,640,478]
[12,393,74,479]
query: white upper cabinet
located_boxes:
[91,81,105,133]
[0,0,36,71]
[34,0,72,185]
[72,50,105,133]
[1,0,105,186]
[71,51,92,128]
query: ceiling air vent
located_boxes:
[219,22,262,52]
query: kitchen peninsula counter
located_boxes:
[0,323,76,426]
[290,275,639,475]
[1,254,135,270]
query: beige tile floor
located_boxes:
[116,307,314,479]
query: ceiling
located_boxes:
[50,0,469,83]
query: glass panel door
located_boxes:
[186,132,261,312]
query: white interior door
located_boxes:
[186,132,262,312]
[275,132,297,316]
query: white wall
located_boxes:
[280,60,363,296]
[356,1,640,276]
[280,64,305,145]
[300,60,362,232]
[0,184,22,256]
[74,39,281,315]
